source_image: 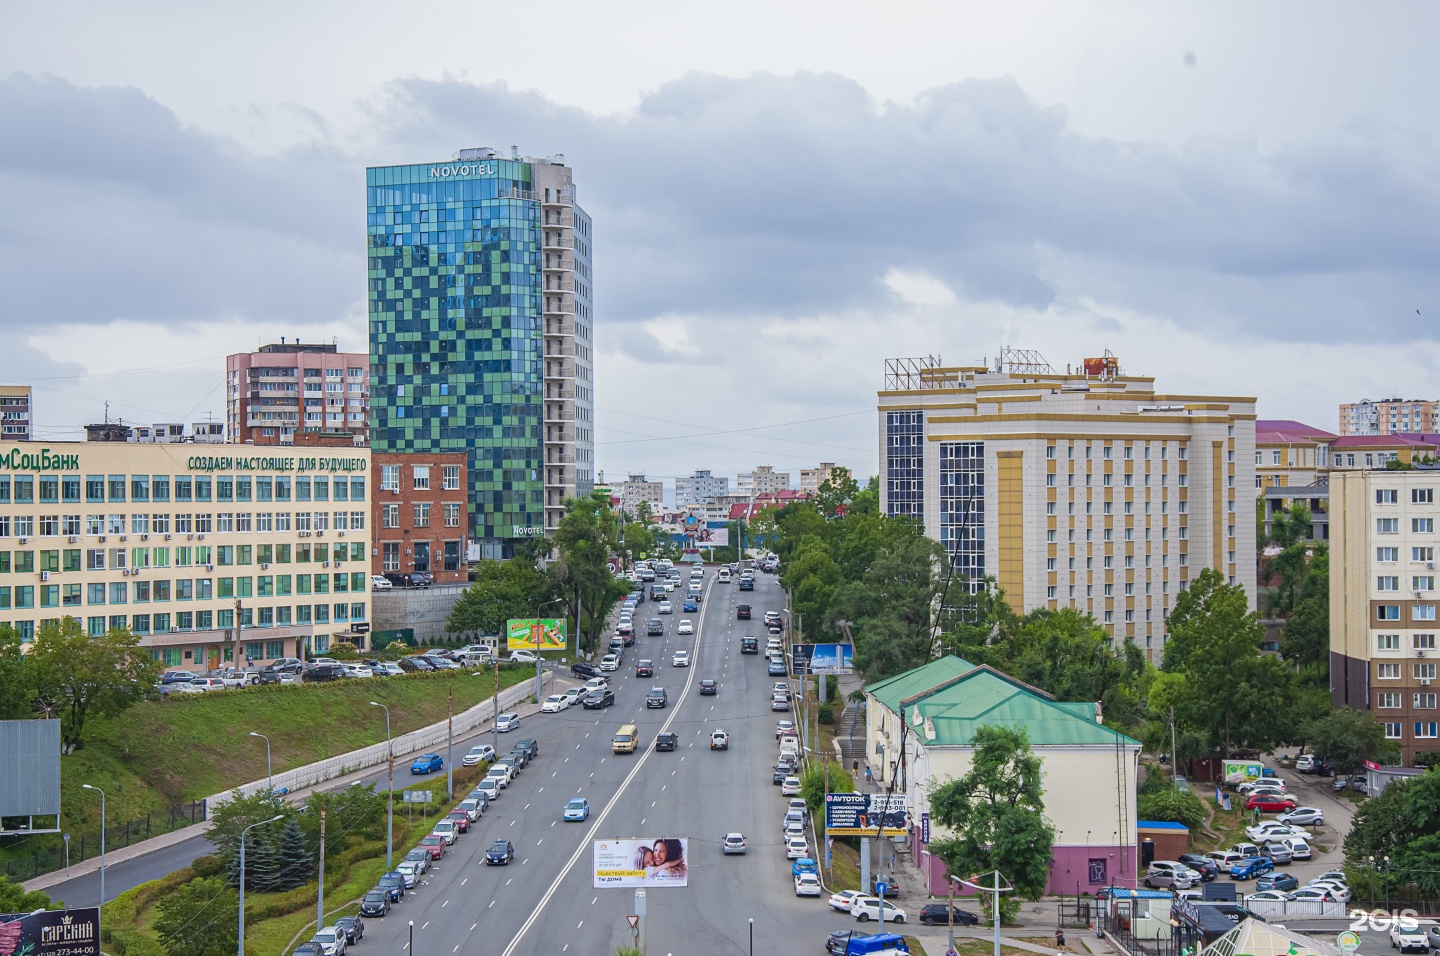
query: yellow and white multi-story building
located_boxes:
[0,438,372,670]
[1330,468,1440,767]
[878,353,1256,656]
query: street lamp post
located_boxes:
[248,731,272,795]
[369,701,393,869]
[408,920,414,956]
[953,870,1013,956]
[748,918,753,956]
[238,815,283,956]
[81,784,105,926]
[536,597,564,703]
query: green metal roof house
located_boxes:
[862,655,1141,895]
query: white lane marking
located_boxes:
[453,946,460,953]
[538,839,544,845]
[461,878,467,886]
[551,820,556,827]
[510,820,516,826]
[650,801,656,808]
[470,923,477,932]
[592,897,598,905]
[422,922,430,929]
[577,921,583,929]
[640,818,645,825]
[524,803,530,810]
[505,879,512,886]
[522,858,528,865]
[441,899,448,907]
[489,900,496,908]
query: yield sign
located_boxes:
[626,916,639,929]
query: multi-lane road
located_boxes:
[356,566,850,955]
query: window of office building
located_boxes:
[885,411,924,518]
[938,441,984,587]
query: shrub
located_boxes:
[818,703,835,724]
[1136,788,1207,830]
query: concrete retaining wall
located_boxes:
[372,583,469,643]
[206,670,550,808]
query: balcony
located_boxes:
[542,236,571,250]
[542,188,573,206]
[544,409,575,423]
[544,279,574,293]
[542,257,569,272]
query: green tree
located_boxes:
[550,492,628,655]
[1304,707,1400,774]
[447,559,551,638]
[0,875,55,912]
[274,817,311,891]
[153,877,238,956]
[815,466,860,519]
[927,726,1057,905]
[839,535,948,679]
[0,625,32,720]
[1345,769,1440,897]
[1268,502,1314,549]
[297,784,387,855]
[800,760,855,816]
[27,618,162,752]
[1162,569,1298,755]
[1136,788,1207,829]
[208,791,292,882]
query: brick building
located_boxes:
[371,452,469,584]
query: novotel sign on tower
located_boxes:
[428,163,499,178]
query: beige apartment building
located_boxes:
[736,465,790,497]
[798,462,837,495]
[0,386,34,441]
[0,440,372,671]
[1331,468,1440,766]
[1340,398,1438,437]
[878,354,1256,656]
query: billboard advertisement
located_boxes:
[0,719,60,824]
[791,644,854,676]
[506,618,567,652]
[0,907,101,956]
[592,838,690,888]
[1222,760,1264,782]
[824,793,909,836]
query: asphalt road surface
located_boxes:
[353,566,864,956]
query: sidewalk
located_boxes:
[23,672,570,893]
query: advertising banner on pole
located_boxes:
[592,839,690,887]
[506,618,567,652]
[0,907,101,956]
[823,793,909,836]
[790,644,854,676]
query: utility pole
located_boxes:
[1170,706,1178,782]
[316,797,327,931]
[635,888,647,956]
[446,689,454,801]
[492,657,500,753]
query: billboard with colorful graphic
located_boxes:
[592,838,690,887]
[0,908,101,956]
[506,618,567,652]
[823,793,908,836]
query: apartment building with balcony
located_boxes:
[617,474,663,516]
[1256,420,1336,543]
[675,469,729,507]
[227,342,368,446]
[1331,468,1440,765]
[0,386,34,441]
[736,465,790,497]
[877,353,1256,657]
[1340,398,1438,436]
[798,462,838,495]
[367,149,594,556]
[371,453,469,584]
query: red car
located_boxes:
[419,834,445,859]
[1245,794,1297,813]
[448,810,471,833]
[635,660,653,677]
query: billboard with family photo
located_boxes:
[592,838,690,887]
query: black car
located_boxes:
[741,637,759,654]
[646,688,668,709]
[583,688,616,709]
[1179,854,1219,881]
[335,917,366,943]
[384,572,431,589]
[497,754,523,775]
[486,839,515,865]
[571,661,600,679]
[647,619,664,636]
[826,931,858,955]
[303,663,345,683]
[698,679,718,696]
[514,738,539,760]
[629,591,645,604]
[360,891,390,917]
[294,944,323,956]
[736,605,752,620]
[919,904,979,926]
[655,732,678,752]
[773,764,791,785]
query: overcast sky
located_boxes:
[3,1,1439,483]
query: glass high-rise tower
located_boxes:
[367,148,595,557]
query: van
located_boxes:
[842,934,910,955]
[717,568,731,583]
[612,724,639,754]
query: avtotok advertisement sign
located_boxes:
[0,907,101,956]
[592,839,689,888]
[506,618,567,652]
[823,793,908,837]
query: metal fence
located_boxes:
[1,802,206,881]
[205,671,551,808]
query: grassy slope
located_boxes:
[1,668,533,869]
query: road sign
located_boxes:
[401,790,433,804]
[626,916,639,929]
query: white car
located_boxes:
[1285,837,1311,860]
[561,687,585,706]
[1389,923,1428,953]
[1245,890,1293,902]
[509,650,539,664]
[657,601,673,614]
[784,836,809,859]
[485,765,512,788]
[374,662,405,677]
[781,777,802,796]
[583,677,611,692]
[599,655,620,672]
[431,820,458,845]
[828,890,863,913]
[371,575,393,591]
[495,712,521,732]
[541,694,570,713]
[395,861,421,887]
[677,620,694,635]
[461,744,495,766]
[794,873,822,897]
[476,778,501,801]
[1291,886,1342,903]
[1246,822,1309,842]
[851,897,907,924]
[672,650,690,667]
[1307,880,1351,902]
[342,663,373,679]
